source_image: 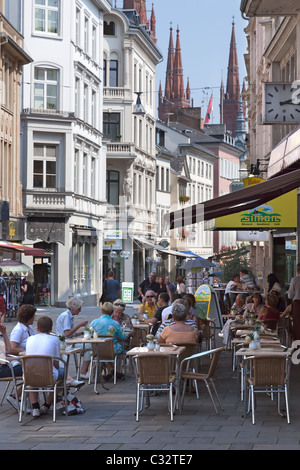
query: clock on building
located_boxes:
[263,82,300,124]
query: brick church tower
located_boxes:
[221,20,241,136]
[122,0,157,43]
[158,26,191,122]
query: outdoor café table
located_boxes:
[126,345,186,410]
[65,336,112,393]
[235,346,292,413]
[132,323,151,332]
[231,337,281,372]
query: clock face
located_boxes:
[264,83,300,124]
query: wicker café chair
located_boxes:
[135,353,176,421]
[0,358,23,412]
[88,338,118,392]
[19,355,68,422]
[179,347,224,414]
[130,328,148,348]
[246,354,291,424]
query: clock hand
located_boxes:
[280,99,293,105]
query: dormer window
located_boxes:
[104,21,115,36]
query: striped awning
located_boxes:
[165,168,300,229]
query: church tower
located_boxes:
[221,20,241,136]
[158,26,191,122]
[122,0,156,43]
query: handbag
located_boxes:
[99,280,107,304]
[18,294,24,303]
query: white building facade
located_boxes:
[19,0,112,306]
[102,7,162,293]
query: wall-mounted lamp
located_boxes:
[133,92,145,116]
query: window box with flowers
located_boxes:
[179,195,190,203]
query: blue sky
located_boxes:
[151,0,248,122]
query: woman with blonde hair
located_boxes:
[21,271,35,305]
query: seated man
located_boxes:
[25,316,65,418]
[141,292,170,336]
[56,297,90,380]
[0,324,23,411]
[90,302,129,381]
[138,290,158,319]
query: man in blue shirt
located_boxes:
[104,271,121,303]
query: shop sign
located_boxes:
[243,177,265,187]
[27,221,65,245]
[215,190,297,229]
[6,220,25,241]
[104,230,123,240]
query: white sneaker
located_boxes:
[80,374,89,380]
[67,380,85,387]
[32,408,40,418]
[6,395,19,411]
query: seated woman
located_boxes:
[0,324,23,410]
[257,293,280,328]
[111,299,134,349]
[10,304,36,355]
[90,302,129,380]
[158,303,197,344]
[243,292,264,319]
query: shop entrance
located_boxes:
[33,261,51,305]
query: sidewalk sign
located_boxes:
[194,284,222,329]
[122,282,134,303]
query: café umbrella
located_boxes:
[180,258,215,269]
[0,260,32,275]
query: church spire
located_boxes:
[173,27,185,101]
[158,25,190,122]
[226,19,240,101]
[164,26,175,101]
[222,19,241,136]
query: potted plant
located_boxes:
[58,334,66,350]
[84,326,91,339]
[248,333,258,350]
[179,195,190,203]
[146,334,155,350]
[116,134,122,141]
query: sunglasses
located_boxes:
[146,295,155,298]
[115,303,125,307]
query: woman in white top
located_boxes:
[10,304,36,355]
[176,275,186,295]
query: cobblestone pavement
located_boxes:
[1,304,300,452]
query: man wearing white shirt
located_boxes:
[26,316,64,418]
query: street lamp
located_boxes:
[133,92,145,116]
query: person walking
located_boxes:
[288,263,300,341]
[103,271,121,303]
[0,268,7,324]
[20,272,35,305]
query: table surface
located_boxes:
[126,345,185,356]
[236,347,291,357]
[231,337,281,345]
[65,337,111,344]
[132,323,150,329]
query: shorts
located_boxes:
[0,296,5,316]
